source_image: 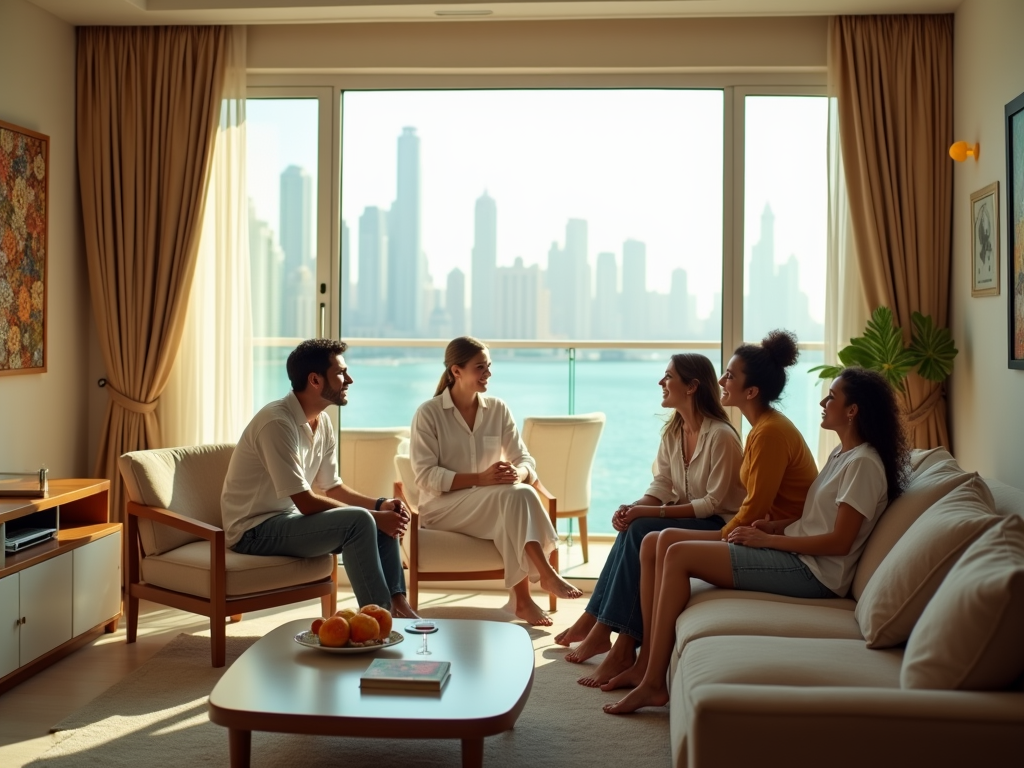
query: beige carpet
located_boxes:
[30,598,670,767]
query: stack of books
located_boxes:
[359,659,451,691]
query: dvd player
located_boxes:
[4,527,57,553]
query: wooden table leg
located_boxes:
[228,728,252,768]
[461,737,484,768]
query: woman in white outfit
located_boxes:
[409,336,583,626]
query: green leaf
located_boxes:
[808,364,844,380]
[907,311,959,382]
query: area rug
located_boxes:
[29,600,670,767]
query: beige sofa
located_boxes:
[668,448,1024,768]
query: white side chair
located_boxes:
[522,412,606,563]
[393,454,558,612]
[118,444,337,667]
[338,427,410,499]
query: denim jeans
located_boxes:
[232,508,406,610]
[585,515,725,641]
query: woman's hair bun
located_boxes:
[760,329,799,369]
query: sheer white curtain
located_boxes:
[818,95,870,467]
[160,26,252,447]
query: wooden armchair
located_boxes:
[118,444,337,667]
[393,454,559,612]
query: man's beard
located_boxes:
[321,381,347,406]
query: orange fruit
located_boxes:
[318,616,350,647]
[310,617,326,635]
[360,604,393,640]
[334,608,358,622]
[348,613,379,644]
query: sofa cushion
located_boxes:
[119,444,235,556]
[856,475,998,648]
[851,457,973,600]
[141,542,334,598]
[901,515,1024,691]
[908,446,956,474]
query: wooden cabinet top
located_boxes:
[0,479,110,522]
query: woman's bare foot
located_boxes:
[554,612,596,647]
[579,638,636,686]
[600,662,645,692]
[565,623,612,664]
[514,597,553,626]
[539,571,583,600]
[602,681,669,714]
[390,593,420,620]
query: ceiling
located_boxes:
[27,0,960,26]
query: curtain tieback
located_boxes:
[107,384,159,414]
[905,385,943,429]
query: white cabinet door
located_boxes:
[0,573,18,679]
[73,532,121,635]
[19,552,73,666]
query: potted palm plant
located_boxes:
[809,306,958,390]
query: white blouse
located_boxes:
[644,417,745,521]
[409,389,537,513]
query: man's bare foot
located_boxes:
[602,681,669,714]
[578,640,636,687]
[554,612,596,647]
[390,593,419,620]
[565,624,612,664]
[539,571,583,600]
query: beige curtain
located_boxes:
[829,15,954,450]
[78,27,231,521]
[161,27,252,448]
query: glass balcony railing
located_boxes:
[252,338,824,537]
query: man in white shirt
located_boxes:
[222,338,418,618]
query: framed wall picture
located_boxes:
[970,182,1000,297]
[0,119,49,375]
[1007,90,1024,369]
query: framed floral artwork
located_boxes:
[0,119,49,375]
[1007,90,1024,369]
[970,182,999,297]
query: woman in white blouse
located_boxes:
[409,336,583,626]
[555,354,745,688]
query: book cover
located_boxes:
[359,658,451,691]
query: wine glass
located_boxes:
[405,620,438,655]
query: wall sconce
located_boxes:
[949,141,980,162]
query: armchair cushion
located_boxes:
[140,542,334,599]
[416,529,504,573]
[119,444,234,556]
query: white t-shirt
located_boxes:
[409,389,536,515]
[221,392,342,548]
[785,442,888,596]
[644,418,745,521]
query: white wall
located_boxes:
[950,0,1024,486]
[0,0,91,476]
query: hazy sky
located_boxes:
[247,90,827,323]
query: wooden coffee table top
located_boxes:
[208,618,535,740]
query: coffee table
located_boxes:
[207,618,535,768]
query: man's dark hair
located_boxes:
[286,338,349,392]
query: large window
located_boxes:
[244,86,828,538]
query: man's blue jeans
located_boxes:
[586,515,724,642]
[232,508,406,610]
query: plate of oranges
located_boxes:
[294,605,404,654]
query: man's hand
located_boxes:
[372,498,410,539]
[477,461,519,486]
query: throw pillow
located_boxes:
[855,475,997,648]
[851,458,973,600]
[901,514,1024,690]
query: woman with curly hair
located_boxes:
[603,366,910,714]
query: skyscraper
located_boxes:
[248,199,284,338]
[447,267,466,336]
[547,219,590,339]
[593,251,620,340]
[340,219,352,334]
[388,127,423,335]
[622,239,647,338]
[358,206,388,332]
[471,191,497,339]
[279,165,313,337]
[496,257,547,339]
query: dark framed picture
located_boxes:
[970,182,999,297]
[1008,90,1024,369]
[0,119,49,375]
